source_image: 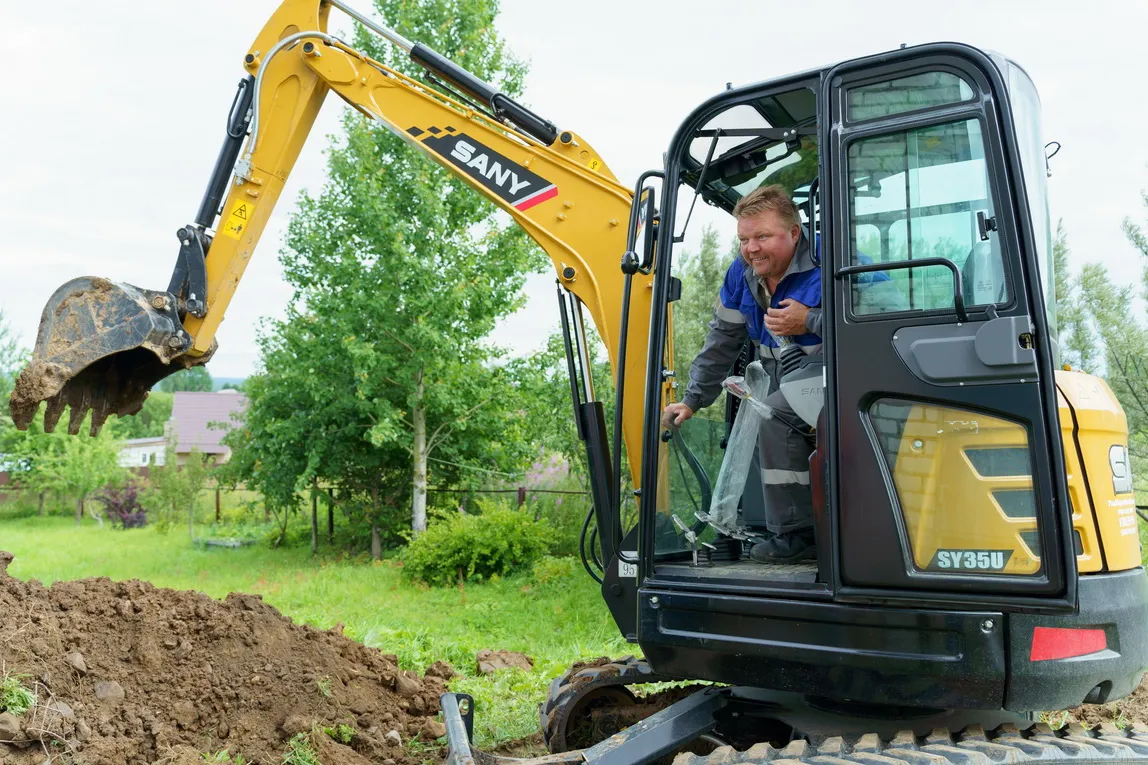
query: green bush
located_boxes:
[0,491,42,520]
[402,504,554,586]
[530,494,592,558]
[531,555,581,586]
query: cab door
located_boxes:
[819,45,1077,611]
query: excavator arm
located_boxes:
[9,0,661,497]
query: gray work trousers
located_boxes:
[756,373,815,534]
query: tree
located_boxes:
[145,446,211,536]
[1063,195,1148,476]
[30,413,124,524]
[673,225,733,421]
[219,316,410,551]
[512,328,615,478]
[0,308,22,406]
[156,366,213,392]
[109,391,174,440]
[1051,221,1099,373]
[238,0,542,542]
[0,309,26,469]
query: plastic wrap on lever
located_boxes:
[696,361,773,534]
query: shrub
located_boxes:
[402,504,554,586]
[531,494,592,558]
[0,491,43,520]
[515,455,590,556]
[93,482,147,529]
[531,555,581,586]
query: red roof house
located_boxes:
[167,391,248,464]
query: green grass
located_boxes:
[0,672,36,716]
[283,733,321,765]
[0,516,628,746]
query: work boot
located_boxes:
[749,529,815,564]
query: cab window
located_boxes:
[848,70,975,122]
[847,117,1009,316]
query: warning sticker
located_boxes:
[219,199,253,240]
[588,158,601,171]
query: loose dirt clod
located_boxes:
[0,552,449,765]
[8,360,68,429]
[1068,682,1148,729]
[476,649,533,675]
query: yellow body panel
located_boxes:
[889,371,1140,576]
[179,1,654,492]
[891,403,1042,575]
[1056,371,1142,572]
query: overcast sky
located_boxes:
[3,1,1146,379]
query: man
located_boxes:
[663,184,821,563]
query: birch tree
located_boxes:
[231,0,541,541]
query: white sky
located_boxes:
[2,1,1146,378]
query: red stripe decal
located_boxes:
[514,185,558,211]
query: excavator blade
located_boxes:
[8,277,211,436]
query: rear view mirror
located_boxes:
[635,187,658,270]
[624,172,662,274]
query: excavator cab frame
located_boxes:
[640,46,1077,605]
[615,42,1147,717]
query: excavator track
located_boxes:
[540,657,1148,765]
[541,655,698,752]
[673,722,1148,765]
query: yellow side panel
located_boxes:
[885,371,1139,576]
[1057,371,1141,572]
[890,403,1041,575]
[1056,387,1104,573]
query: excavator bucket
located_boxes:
[8,277,210,436]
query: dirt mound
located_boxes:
[1068,681,1148,729]
[0,551,449,764]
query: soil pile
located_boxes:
[0,551,451,765]
[1069,682,1148,729]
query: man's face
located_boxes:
[737,209,800,280]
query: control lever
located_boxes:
[671,516,714,567]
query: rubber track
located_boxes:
[673,722,1148,765]
[540,655,679,752]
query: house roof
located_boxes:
[169,391,248,454]
[121,437,166,448]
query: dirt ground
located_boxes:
[0,551,452,765]
[2,547,1145,765]
[1068,683,1148,729]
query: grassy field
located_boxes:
[0,516,629,747]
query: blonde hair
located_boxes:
[732,184,800,230]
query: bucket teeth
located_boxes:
[8,276,216,436]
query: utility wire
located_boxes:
[426,456,523,478]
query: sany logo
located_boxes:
[412,126,558,212]
[450,141,532,196]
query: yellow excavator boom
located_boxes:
[9,0,662,494]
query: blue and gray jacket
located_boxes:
[682,231,822,413]
[682,231,899,413]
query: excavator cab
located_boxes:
[594,45,1148,726]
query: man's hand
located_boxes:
[662,402,694,428]
[764,298,810,336]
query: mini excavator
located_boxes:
[10,2,1148,764]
